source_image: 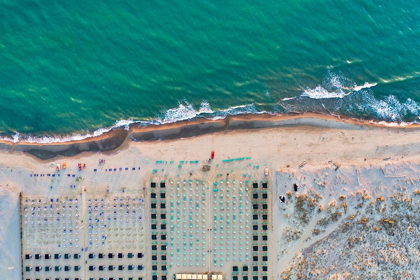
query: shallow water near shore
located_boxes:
[1,0,420,141]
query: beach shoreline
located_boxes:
[2,113,420,160]
[2,114,420,279]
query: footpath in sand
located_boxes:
[1,116,420,279]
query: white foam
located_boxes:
[0,119,139,144]
[221,103,260,114]
[114,119,135,130]
[1,79,419,144]
[301,85,349,99]
[158,102,264,124]
[281,71,420,122]
[281,97,296,101]
[300,72,377,99]
[299,71,352,99]
[12,132,20,143]
[365,95,420,122]
[403,98,419,115]
[198,101,213,114]
[353,82,377,92]
[0,101,267,144]
[158,101,214,124]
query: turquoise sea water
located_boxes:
[0,0,420,141]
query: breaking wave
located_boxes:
[2,119,138,144]
[300,71,377,99]
[280,70,420,123]
[0,101,264,144]
[1,71,419,144]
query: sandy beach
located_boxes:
[2,112,419,160]
[1,114,420,279]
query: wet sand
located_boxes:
[1,113,418,160]
[1,114,420,279]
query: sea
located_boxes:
[0,0,419,142]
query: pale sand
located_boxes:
[1,116,420,279]
[275,163,420,279]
